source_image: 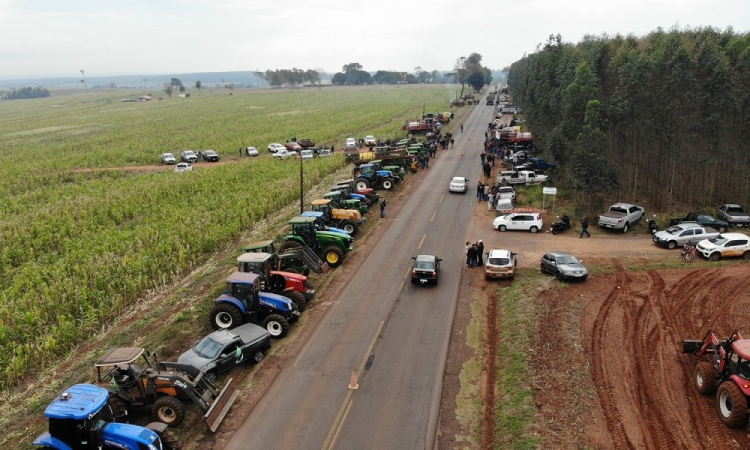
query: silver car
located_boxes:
[652,223,720,249]
[541,251,588,281]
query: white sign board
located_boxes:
[543,187,557,195]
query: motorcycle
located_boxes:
[648,215,657,235]
[550,215,571,234]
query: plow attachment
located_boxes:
[204,377,239,432]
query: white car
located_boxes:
[449,176,469,193]
[496,186,515,200]
[273,149,293,159]
[268,143,285,153]
[364,135,376,146]
[175,162,192,172]
[493,213,543,233]
[300,150,314,160]
[246,146,259,157]
[485,249,517,280]
[345,138,358,149]
[319,149,332,157]
[180,150,198,163]
[161,153,176,165]
[696,233,750,261]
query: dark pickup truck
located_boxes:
[670,212,729,233]
[298,138,315,148]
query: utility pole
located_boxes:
[80,69,88,96]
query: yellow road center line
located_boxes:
[327,400,353,450]
[399,280,405,291]
[404,267,411,278]
[430,210,437,222]
[418,233,426,249]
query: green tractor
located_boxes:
[281,216,353,268]
[245,239,320,275]
[323,191,368,215]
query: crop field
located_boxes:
[0,85,453,389]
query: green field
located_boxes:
[0,85,454,389]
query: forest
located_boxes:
[508,27,750,209]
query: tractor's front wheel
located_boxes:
[323,246,345,268]
[156,428,182,450]
[285,290,307,312]
[153,396,186,427]
[695,361,717,395]
[381,178,394,190]
[340,220,358,236]
[716,382,748,428]
[210,303,243,330]
[263,314,290,338]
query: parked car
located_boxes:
[485,249,516,280]
[598,203,645,233]
[268,143,285,153]
[161,153,176,165]
[717,204,750,228]
[496,170,548,186]
[449,176,469,193]
[181,150,198,163]
[319,149,332,157]
[298,138,315,148]
[285,141,302,152]
[175,163,192,172]
[202,149,220,162]
[696,233,750,261]
[364,135,376,146]
[496,186,515,200]
[541,251,588,281]
[177,323,271,383]
[300,150,314,160]
[670,212,729,232]
[246,146,259,157]
[652,223,721,249]
[345,138,358,149]
[273,149,294,159]
[495,199,514,213]
[307,147,322,155]
[411,255,442,285]
[493,213,543,233]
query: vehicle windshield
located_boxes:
[451,178,465,183]
[194,337,223,359]
[708,236,728,245]
[414,260,434,270]
[489,257,510,265]
[556,255,579,264]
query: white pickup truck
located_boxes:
[598,203,645,233]
[496,170,548,186]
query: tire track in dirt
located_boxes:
[480,283,498,449]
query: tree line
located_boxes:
[2,87,51,100]
[508,27,750,209]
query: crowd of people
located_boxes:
[465,240,485,268]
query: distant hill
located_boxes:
[0,71,269,90]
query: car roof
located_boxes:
[451,176,467,181]
[723,204,742,208]
[673,222,702,229]
[414,254,437,261]
[715,233,749,239]
[204,149,217,154]
[488,249,512,258]
[96,347,145,366]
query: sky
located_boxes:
[1,0,749,80]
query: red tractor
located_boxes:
[683,329,750,428]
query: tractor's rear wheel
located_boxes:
[107,395,129,422]
[340,220,358,236]
[280,240,303,251]
[263,314,290,338]
[210,303,243,330]
[285,290,307,312]
[323,246,345,268]
[695,361,717,395]
[716,382,748,428]
[156,427,182,450]
[356,179,371,190]
[153,396,186,427]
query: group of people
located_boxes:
[465,240,485,268]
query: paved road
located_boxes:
[225,100,496,450]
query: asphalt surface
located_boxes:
[225,101,495,450]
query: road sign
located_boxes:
[543,187,557,195]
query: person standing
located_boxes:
[461,124,464,133]
[239,147,243,157]
[465,242,472,267]
[580,216,591,238]
[380,199,387,219]
[467,244,477,268]
[476,181,483,201]
[487,192,494,211]
[477,240,484,266]
[483,182,490,200]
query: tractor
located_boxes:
[281,216,353,268]
[94,347,237,431]
[337,178,379,204]
[301,210,352,236]
[311,198,365,236]
[683,329,750,428]
[323,190,368,214]
[236,251,315,311]
[353,163,396,191]
[33,384,181,450]
[210,271,300,337]
[245,239,314,275]
[330,184,373,207]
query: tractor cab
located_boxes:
[244,239,277,254]
[330,185,370,206]
[301,211,351,235]
[244,239,311,276]
[288,216,318,247]
[324,191,366,214]
[225,271,262,306]
[337,178,378,201]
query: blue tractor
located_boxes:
[210,271,300,338]
[33,383,180,450]
[353,163,396,191]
